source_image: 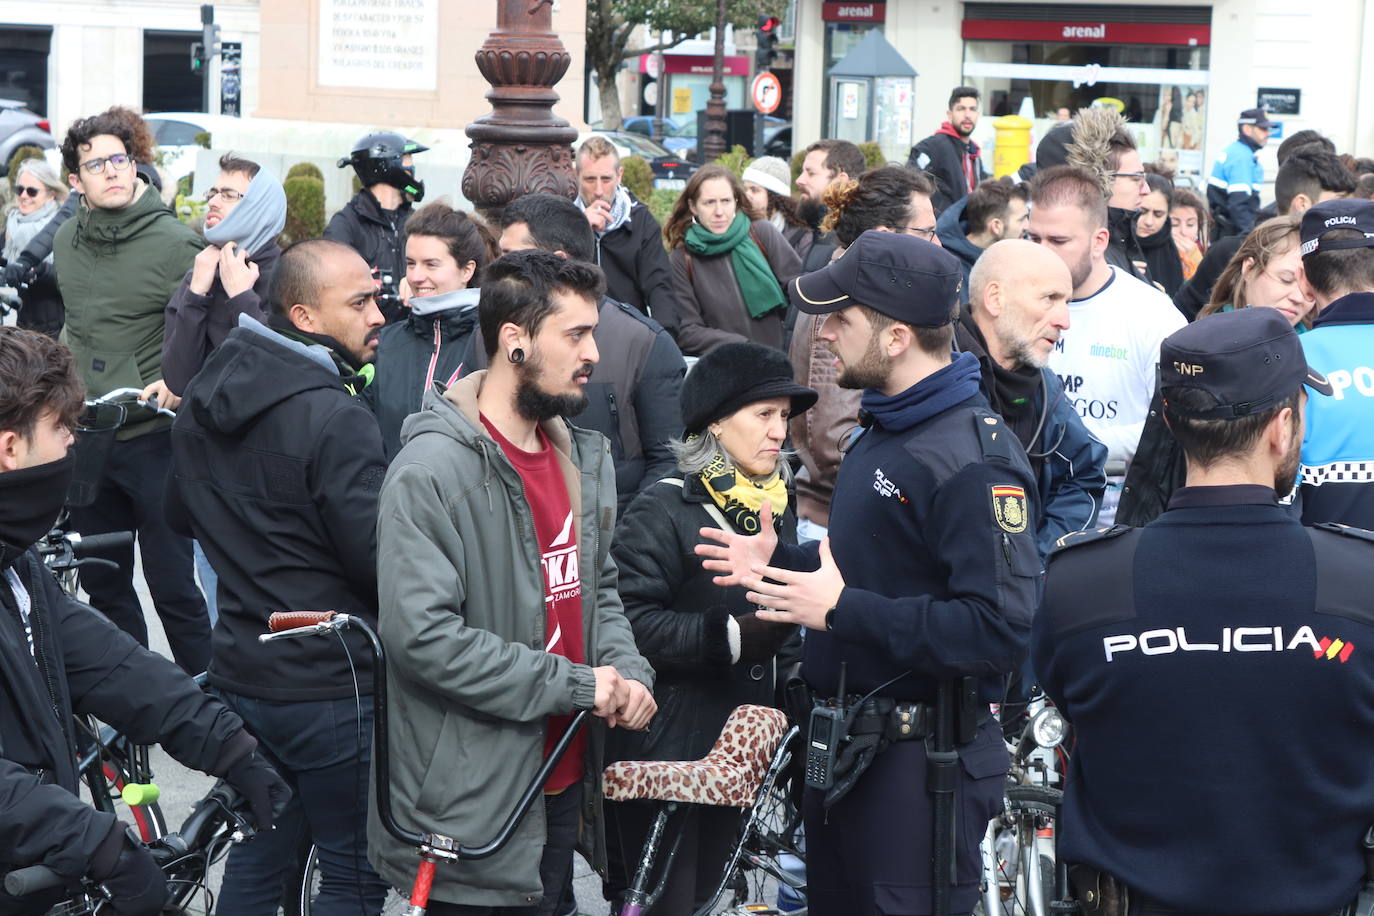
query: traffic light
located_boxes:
[202,4,221,58]
[755,16,779,71]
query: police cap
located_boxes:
[1299,198,1374,258]
[788,230,963,328]
[1159,308,1332,420]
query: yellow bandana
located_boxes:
[699,451,787,534]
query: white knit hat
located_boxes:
[741,156,792,198]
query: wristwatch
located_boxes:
[824,606,837,631]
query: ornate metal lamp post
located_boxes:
[698,0,729,161]
[462,0,579,221]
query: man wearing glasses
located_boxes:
[162,154,286,396]
[51,108,211,676]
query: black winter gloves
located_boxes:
[224,751,291,831]
[89,824,167,916]
[736,612,796,664]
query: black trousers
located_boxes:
[426,784,584,916]
[803,719,1007,916]
[67,429,211,674]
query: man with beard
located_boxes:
[1026,166,1185,524]
[959,239,1106,557]
[794,139,866,272]
[370,249,655,915]
[908,87,988,214]
[1032,307,1374,916]
[697,230,1039,916]
[165,239,392,916]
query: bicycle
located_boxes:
[260,610,589,916]
[977,695,1070,916]
[3,778,264,916]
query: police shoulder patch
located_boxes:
[1052,524,1133,553]
[1312,522,1374,544]
[975,412,1013,461]
[991,485,1028,533]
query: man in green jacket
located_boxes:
[371,249,656,914]
[53,108,210,674]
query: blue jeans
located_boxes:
[193,540,218,626]
[214,691,390,916]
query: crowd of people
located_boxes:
[3,87,1374,916]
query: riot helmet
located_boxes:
[338,131,429,202]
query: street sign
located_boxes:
[752,71,782,115]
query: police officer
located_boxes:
[1033,307,1374,916]
[326,131,428,323]
[697,230,1040,916]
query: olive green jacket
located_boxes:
[368,371,654,907]
[54,181,201,437]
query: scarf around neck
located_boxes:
[698,450,787,535]
[860,351,983,433]
[685,213,787,319]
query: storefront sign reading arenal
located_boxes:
[962,19,1210,46]
[822,1,886,23]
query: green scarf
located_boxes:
[684,213,788,319]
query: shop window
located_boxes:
[0,26,51,115]
[143,31,204,113]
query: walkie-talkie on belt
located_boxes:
[806,663,847,790]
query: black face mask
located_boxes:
[0,452,74,567]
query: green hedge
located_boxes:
[282,175,326,244]
[287,162,324,182]
[621,156,653,203]
[6,145,45,183]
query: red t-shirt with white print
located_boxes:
[482,416,586,792]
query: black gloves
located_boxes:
[89,824,167,916]
[2,257,34,288]
[736,612,797,664]
[224,750,291,831]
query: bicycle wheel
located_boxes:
[976,785,1061,916]
[285,841,408,916]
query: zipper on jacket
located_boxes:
[424,320,443,398]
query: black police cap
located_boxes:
[1159,308,1332,420]
[788,230,963,328]
[1299,198,1374,258]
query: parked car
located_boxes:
[582,129,698,191]
[143,112,247,186]
[0,99,54,176]
[616,116,697,158]
[763,122,792,158]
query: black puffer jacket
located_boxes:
[167,316,387,701]
[594,197,681,331]
[1136,218,1185,299]
[324,189,410,321]
[0,548,250,905]
[607,475,800,764]
[363,290,482,461]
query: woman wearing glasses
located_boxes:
[2,159,68,337]
[161,153,287,396]
[664,164,801,356]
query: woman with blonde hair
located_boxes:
[665,164,801,355]
[2,159,69,336]
[1198,213,1314,328]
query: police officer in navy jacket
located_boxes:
[696,230,1040,916]
[1034,307,1374,916]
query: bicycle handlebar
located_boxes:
[4,863,65,897]
[70,531,135,559]
[260,611,589,860]
[85,388,176,420]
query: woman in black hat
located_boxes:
[604,341,817,916]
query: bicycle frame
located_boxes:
[261,611,588,916]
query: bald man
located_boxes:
[957,239,1108,556]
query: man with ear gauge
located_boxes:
[1032,307,1374,916]
[696,230,1039,916]
[371,249,654,915]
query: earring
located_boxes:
[509,348,525,364]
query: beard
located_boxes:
[514,355,593,422]
[1067,248,1093,292]
[798,199,826,229]
[995,318,1052,370]
[836,334,891,390]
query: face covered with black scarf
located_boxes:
[0,410,76,566]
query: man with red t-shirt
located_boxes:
[372,249,656,916]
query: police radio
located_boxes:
[805,664,847,790]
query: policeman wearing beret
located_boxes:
[696,230,1041,915]
[1034,307,1374,916]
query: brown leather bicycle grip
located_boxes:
[268,610,337,632]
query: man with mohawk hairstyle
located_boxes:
[1065,105,1154,285]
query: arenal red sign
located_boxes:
[822,2,885,23]
[962,20,1211,46]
